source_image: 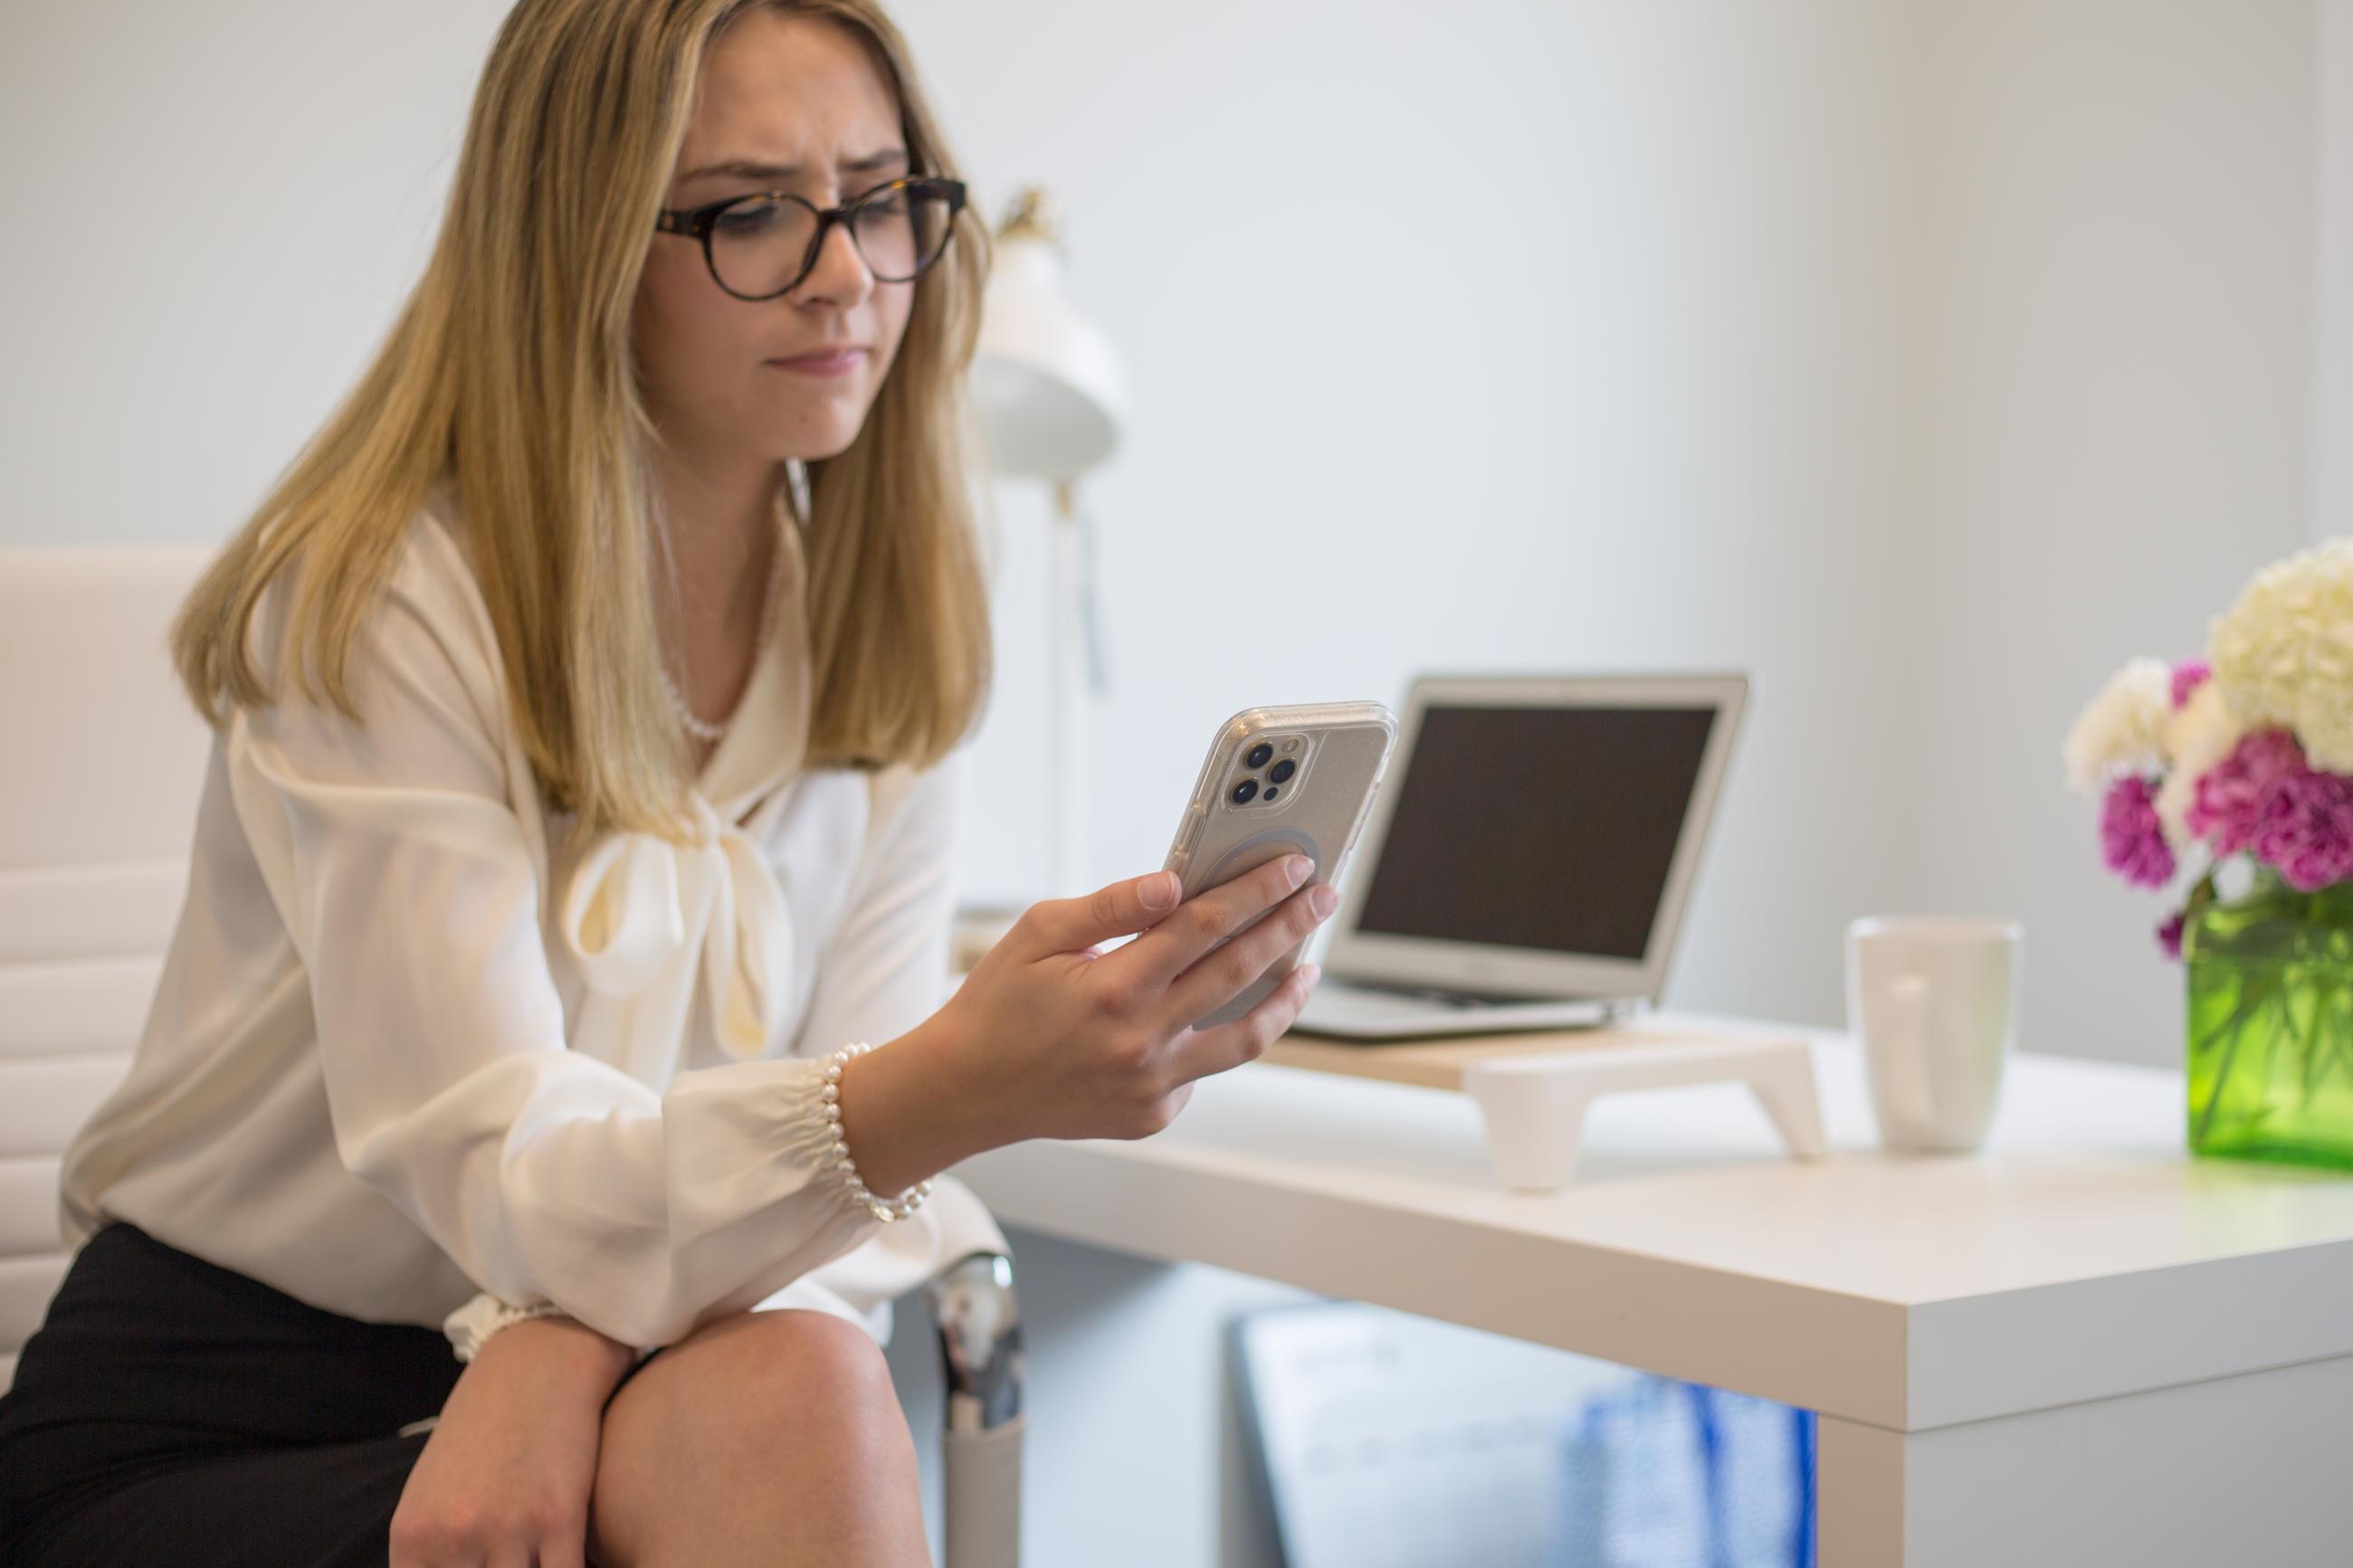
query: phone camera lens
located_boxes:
[1231,778,1258,804]
[1268,758,1297,784]
[1245,742,1273,769]
[1263,785,1280,801]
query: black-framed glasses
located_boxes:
[654,176,967,301]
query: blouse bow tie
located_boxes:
[557,790,795,1079]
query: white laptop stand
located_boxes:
[1265,1026,1827,1193]
[1460,1034,1826,1191]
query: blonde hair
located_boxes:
[170,0,995,853]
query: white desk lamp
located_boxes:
[971,188,1129,898]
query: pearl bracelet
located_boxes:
[819,1041,932,1223]
[444,1293,571,1364]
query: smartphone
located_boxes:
[1162,700,1398,1031]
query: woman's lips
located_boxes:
[768,348,866,376]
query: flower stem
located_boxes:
[2194,975,2281,1145]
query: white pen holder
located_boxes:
[1264,1025,1828,1193]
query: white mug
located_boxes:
[1845,917,2024,1154]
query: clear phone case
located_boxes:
[1163,700,1398,1031]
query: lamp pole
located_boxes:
[975,185,1126,904]
[1048,478,1088,898]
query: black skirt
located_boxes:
[0,1219,634,1567]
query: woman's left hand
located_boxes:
[388,1316,639,1568]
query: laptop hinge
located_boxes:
[1335,974,1604,1009]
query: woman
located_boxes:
[0,2,1337,1564]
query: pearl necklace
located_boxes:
[661,495,789,746]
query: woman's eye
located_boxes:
[716,203,782,233]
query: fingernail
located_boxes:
[1142,871,1177,908]
[1300,964,1321,986]
[1310,885,1338,917]
[1285,854,1313,887]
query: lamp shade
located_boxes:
[974,204,1127,480]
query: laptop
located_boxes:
[1291,672,1749,1041]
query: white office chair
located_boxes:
[0,545,1025,1566]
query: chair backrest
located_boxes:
[0,545,214,1392]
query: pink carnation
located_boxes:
[2157,911,2186,960]
[2251,769,2353,892]
[2101,775,2177,889]
[2170,660,2212,710]
[2188,729,2306,855]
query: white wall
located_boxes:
[1909,0,2318,1065]
[2321,0,2353,541]
[915,0,1926,1032]
[0,2,501,544]
[911,0,2327,1067]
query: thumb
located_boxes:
[1021,870,1183,957]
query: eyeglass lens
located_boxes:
[710,185,955,297]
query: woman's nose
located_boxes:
[795,216,874,304]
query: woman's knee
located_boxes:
[588,1308,918,1566]
[664,1307,908,1450]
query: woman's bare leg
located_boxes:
[586,1307,931,1568]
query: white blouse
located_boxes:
[56,486,1005,1355]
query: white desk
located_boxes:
[945,1012,2353,1566]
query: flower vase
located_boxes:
[2186,870,2353,1170]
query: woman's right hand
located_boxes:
[387,1316,632,1568]
[935,853,1338,1145]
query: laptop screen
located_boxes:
[1350,704,1720,961]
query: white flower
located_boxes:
[2154,679,2244,845]
[2062,658,2174,796]
[2210,537,2353,774]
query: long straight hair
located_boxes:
[169,0,994,853]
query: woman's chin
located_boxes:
[777,428,861,464]
[767,399,870,461]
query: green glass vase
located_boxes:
[2186,870,2353,1170]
